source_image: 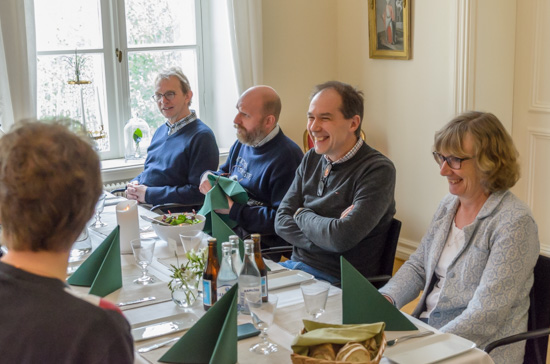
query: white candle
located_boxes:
[116,200,139,254]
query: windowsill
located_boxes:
[100,148,230,184]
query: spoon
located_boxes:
[140,214,171,226]
[386,331,434,346]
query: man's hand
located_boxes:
[340,204,354,219]
[214,195,234,215]
[199,178,212,195]
[199,172,214,195]
[126,182,147,203]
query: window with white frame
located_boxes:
[34,0,227,160]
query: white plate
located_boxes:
[384,333,476,364]
[268,270,314,290]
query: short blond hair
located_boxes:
[0,120,102,252]
[434,111,520,192]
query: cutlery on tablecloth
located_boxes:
[386,330,434,346]
[138,337,180,353]
[140,215,171,226]
[117,296,156,307]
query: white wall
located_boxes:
[262,0,519,257]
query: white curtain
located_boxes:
[0,0,36,132]
[226,0,263,94]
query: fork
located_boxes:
[386,330,434,346]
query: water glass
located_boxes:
[68,228,92,263]
[91,193,107,228]
[179,230,203,254]
[300,280,330,320]
[131,238,156,285]
[246,294,278,355]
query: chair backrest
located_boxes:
[524,254,550,364]
[381,218,402,277]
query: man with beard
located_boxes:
[200,86,303,255]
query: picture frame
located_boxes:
[368,0,411,60]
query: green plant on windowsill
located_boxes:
[168,247,207,307]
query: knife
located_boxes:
[138,337,180,353]
[117,296,156,307]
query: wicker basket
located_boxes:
[290,333,386,364]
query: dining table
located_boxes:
[69,195,495,364]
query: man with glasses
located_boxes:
[275,81,396,283]
[126,67,218,207]
[199,86,303,256]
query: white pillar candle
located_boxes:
[116,200,139,254]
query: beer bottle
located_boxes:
[251,233,268,302]
[216,242,238,300]
[238,239,261,314]
[203,238,219,311]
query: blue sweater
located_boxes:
[216,129,303,241]
[135,119,218,206]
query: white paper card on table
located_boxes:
[132,313,199,341]
[384,333,476,364]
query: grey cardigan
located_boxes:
[380,190,539,364]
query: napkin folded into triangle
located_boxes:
[198,175,248,258]
[159,284,238,364]
[341,256,416,331]
[67,226,122,297]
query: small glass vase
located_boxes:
[171,277,199,308]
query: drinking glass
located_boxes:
[246,294,279,355]
[179,230,203,254]
[91,193,107,228]
[300,280,330,320]
[131,238,156,285]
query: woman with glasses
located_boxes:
[380,111,539,364]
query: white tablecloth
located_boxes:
[77,202,494,364]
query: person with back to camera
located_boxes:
[0,120,134,363]
[379,111,539,364]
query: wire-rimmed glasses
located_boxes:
[91,193,107,228]
[131,238,156,285]
[151,91,176,102]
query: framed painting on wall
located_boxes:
[368,0,411,60]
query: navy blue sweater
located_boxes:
[217,129,303,241]
[135,119,218,205]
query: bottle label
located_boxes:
[238,286,261,313]
[203,280,212,306]
[217,285,232,299]
[261,276,267,298]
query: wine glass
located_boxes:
[131,238,156,285]
[91,193,107,228]
[300,280,330,320]
[246,294,278,355]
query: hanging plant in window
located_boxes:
[64,49,91,85]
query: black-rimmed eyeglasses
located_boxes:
[432,151,472,170]
[151,91,176,102]
[317,163,333,197]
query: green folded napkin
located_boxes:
[159,284,238,364]
[341,257,416,331]
[198,175,248,258]
[291,320,385,356]
[67,226,122,297]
